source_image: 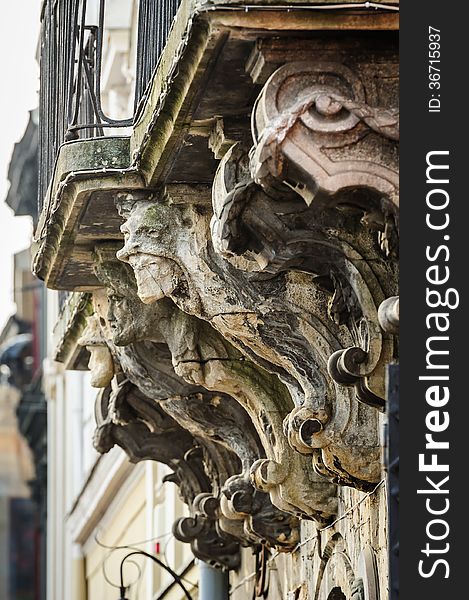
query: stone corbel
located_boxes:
[212,67,399,388]
[114,186,383,491]
[212,150,388,478]
[172,492,240,570]
[92,378,241,569]
[87,254,316,541]
[208,61,400,489]
[249,61,400,406]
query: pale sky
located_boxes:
[0,2,41,332]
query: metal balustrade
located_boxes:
[134,0,181,112]
[38,0,181,209]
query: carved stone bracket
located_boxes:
[93,379,241,569]
[209,60,399,446]
[82,253,335,551]
[113,176,384,490]
[248,61,399,409]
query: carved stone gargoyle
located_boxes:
[85,253,308,545]
[114,188,382,491]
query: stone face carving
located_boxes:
[115,188,382,490]
[87,254,312,548]
[78,314,114,387]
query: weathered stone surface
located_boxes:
[210,58,399,472]
[84,254,314,551]
[32,137,135,288]
[36,5,399,593]
[93,379,241,569]
[115,190,383,490]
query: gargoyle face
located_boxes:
[116,201,186,305]
[106,290,138,346]
[105,286,164,346]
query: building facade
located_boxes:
[1,111,47,600]
[33,1,399,598]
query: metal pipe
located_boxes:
[199,562,229,600]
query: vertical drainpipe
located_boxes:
[199,562,229,600]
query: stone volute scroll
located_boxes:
[251,61,399,211]
[210,61,400,441]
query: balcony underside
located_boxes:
[33,0,398,290]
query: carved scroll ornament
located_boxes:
[82,255,316,555]
[114,186,383,491]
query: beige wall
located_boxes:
[85,470,148,599]
[81,463,197,600]
[13,247,35,324]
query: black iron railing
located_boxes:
[39,0,181,210]
[39,0,77,211]
[134,0,181,111]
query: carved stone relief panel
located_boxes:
[311,534,380,600]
